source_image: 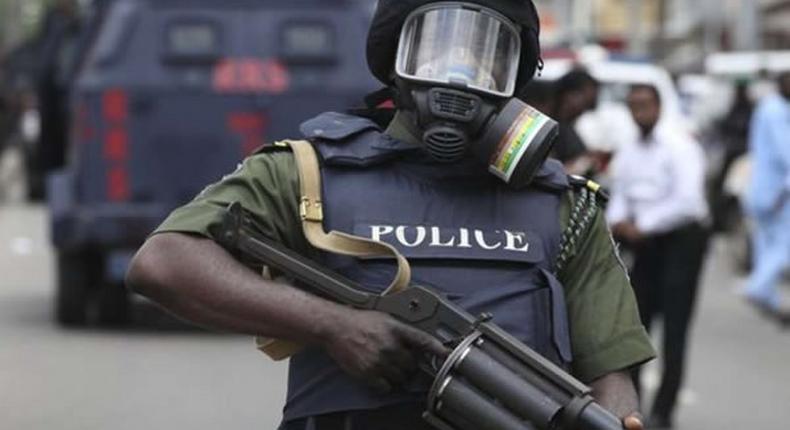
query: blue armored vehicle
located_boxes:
[50,0,379,325]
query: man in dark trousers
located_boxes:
[608,85,709,429]
[127,1,655,429]
[712,81,753,231]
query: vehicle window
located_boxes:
[280,22,336,64]
[93,2,140,67]
[163,20,221,63]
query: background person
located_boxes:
[34,0,81,186]
[608,84,709,429]
[551,68,600,175]
[518,79,556,117]
[711,81,754,232]
[742,72,790,321]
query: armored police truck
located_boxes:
[50,0,379,325]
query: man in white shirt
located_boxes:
[607,84,709,429]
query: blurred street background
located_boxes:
[2,0,790,429]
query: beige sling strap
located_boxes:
[256,140,412,360]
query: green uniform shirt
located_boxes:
[154,115,655,383]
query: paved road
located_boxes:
[0,205,288,430]
[1,204,788,429]
[664,236,790,429]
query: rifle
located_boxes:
[213,202,624,430]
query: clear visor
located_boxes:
[395,4,521,97]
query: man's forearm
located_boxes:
[589,371,641,419]
[126,232,343,344]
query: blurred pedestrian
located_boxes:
[743,72,790,321]
[518,79,556,116]
[551,68,599,175]
[608,84,709,429]
[711,81,754,231]
[35,0,81,183]
[0,54,9,149]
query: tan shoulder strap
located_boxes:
[255,140,412,361]
[282,139,412,295]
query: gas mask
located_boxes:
[394,2,558,188]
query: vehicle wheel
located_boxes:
[56,250,99,326]
[98,281,131,326]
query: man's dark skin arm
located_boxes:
[126,232,447,392]
[591,371,643,429]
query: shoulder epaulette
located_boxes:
[251,141,295,155]
[567,175,609,205]
[556,176,607,274]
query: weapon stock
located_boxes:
[213,202,624,430]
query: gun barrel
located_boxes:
[457,346,563,424]
[576,402,624,430]
[438,378,533,430]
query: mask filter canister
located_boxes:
[474,98,559,189]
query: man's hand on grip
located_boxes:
[322,308,448,392]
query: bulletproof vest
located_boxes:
[281,112,573,423]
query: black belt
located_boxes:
[282,403,433,430]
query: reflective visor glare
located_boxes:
[396,6,520,96]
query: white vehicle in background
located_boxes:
[675,73,731,135]
[706,50,790,81]
[679,50,790,135]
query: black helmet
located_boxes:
[367,0,541,94]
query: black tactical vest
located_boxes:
[281,112,572,423]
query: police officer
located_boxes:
[127,1,655,429]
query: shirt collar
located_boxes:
[638,122,669,147]
[639,132,657,146]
